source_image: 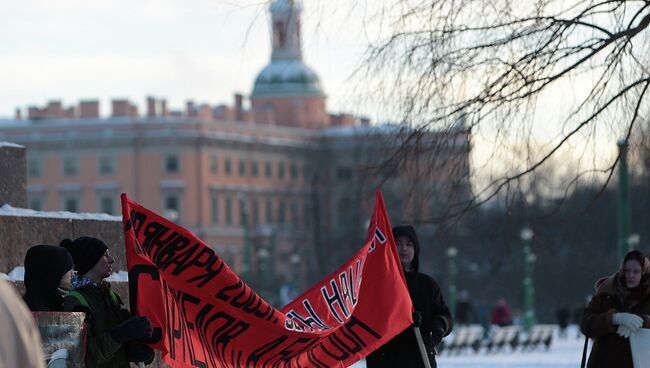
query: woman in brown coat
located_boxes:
[581,249,650,367]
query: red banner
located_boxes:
[121,192,412,367]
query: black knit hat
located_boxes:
[392,225,420,272]
[24,244,74,292]
[60,236,108,275]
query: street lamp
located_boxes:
[447,246,458,318]
[290,254,301,290]
[239,193,251,280]
[617,140,630,262]
[520,227,535,331]
[628,233,640,250]
[257,248,270,288]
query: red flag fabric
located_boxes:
[121,191,412,368]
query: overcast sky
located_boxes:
[0,0,372,119]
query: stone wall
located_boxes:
[0,143,27,208]
[0,215,125,274]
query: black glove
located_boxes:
[127,342,155,364]
[109,316,153,343]
[431,318,446,347]
[412,311,422,327]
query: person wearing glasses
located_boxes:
[60,236,154,367]
[366,225,453,368]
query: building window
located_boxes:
[290,162,299,180]
[163,194,181,222]
[278,162,285,179]
[63,197,79,213]
[211,194,219,225]
[239,197,247,225]
[210,155,218,174]
[251,161,259,177]
[165,154,180,173]
[278,200,286,224]
[252,199,260,225]
[265,161,272,178]
[338,197,353,226]
[98,155,115,175]
[28,197,43,211]
[225,197,233,225]
[99,195,114,215]
[238,159,246,176]
[265,199,273,223]
[337,166,353,180]
[225,158,232,175]
[63,156,79,176]
[28,158,42,178]
[291,200,299,227]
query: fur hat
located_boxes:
[60,236,108,275]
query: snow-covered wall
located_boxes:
[0,208,124,274]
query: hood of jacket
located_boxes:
[392,225,420,273]
[594,250,650,296]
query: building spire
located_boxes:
[270,0,303,61]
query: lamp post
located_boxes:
[257,248,270,290]
[520,227,535,331]
[290,254,301,291]
[628,233,640,250]
[617,140,630,262]
[447,246,458,318]
[239,193,251,281]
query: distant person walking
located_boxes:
[23,244,74,311]
[61,236,154,367]
[555,306,570,339]
[456,290,475,325]
[581,249,650,368]
[491,297,513,327]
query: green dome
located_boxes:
[252,60,324,96]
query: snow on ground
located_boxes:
[348,326,588,368]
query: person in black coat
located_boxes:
[23,244,74,311]
[366,225,453,368]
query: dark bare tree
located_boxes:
[351,0,650,211]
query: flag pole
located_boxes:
[413,326,432,368]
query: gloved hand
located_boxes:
[127,342,155,364]
[430,317,446,347]
[412,311,422,327]
[613,313,643,331]
[109,316,153,343]
[617,325,633,339]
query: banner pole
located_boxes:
[413,326,432,368]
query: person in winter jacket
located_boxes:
[581,249,650,368]
[60,236,154,367]
[23,244,74,311]
[366,225,453,368]
[491,297,513,327]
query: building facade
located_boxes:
[0,0,471,297]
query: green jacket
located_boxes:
[63,284,131,368]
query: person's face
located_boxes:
[624,259,643,288]
[87,250,115,281]
[59,269,73,290]
[395,235,415,270]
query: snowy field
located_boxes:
[349,326,588,368]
